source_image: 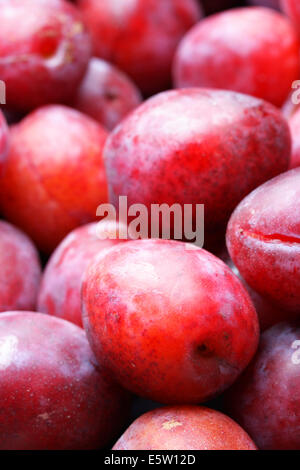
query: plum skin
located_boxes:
[73,58,142,131]
[0,221,41,313]
[281,0,300,28]
[173,7,300,107]
[288,108,300,169]
[82,239,259,405]
[0,311,130,450]
[0,105,108,254]
[37,221,130,327]
[0,0,91,111]
[0,111,8,174]
[227,168,300,313]
[104,88,290,244]
[78,0,202,95]
[113,405,257,450]
[226,322,300,450]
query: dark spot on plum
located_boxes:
[196,343,214,358]
[105,92,119,102]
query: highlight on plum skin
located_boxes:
[0,221,41,313]
[0,105,108,254]
[113,406,257,450]
[73,58,142,131]
[0,0,91,111]
[104,88,290,248]
[288,108,300,169]
[37,220,131,327]
[173,7,300,107]
[82,238,259,405]
[225,322,300,450]
[226,168,300,313]
[0,311,131,450]
[77,0,202,96]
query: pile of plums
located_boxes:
[0,0,300,451]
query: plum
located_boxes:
[288,108,300,169]
[226,322,300,450]
[37,221,130,327]
[104,88,290,245]
[0,221,41,312]
[0,311,130,450]
[281,0,300,28]
[0,111,8,174]
[173,7,300,107]
[0,105,108,254]
[113,406,257,450]
[281,93,299,120]
[0,0,91,111]
[82,239,259,405]
[77,0,202,95]
[227,168,300,313]
[73,58,142,130]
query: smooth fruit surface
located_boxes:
[0,221,41,312]
[0,111,8,174]
[173,7,300,106]
[281,0,300,28]
[0,311,130,450]
[288,108,300,168]
[0,105,108,254]
[113,406,257,450]
[74,58,142,130]
[226,322,300,450]
[0,0,91,111]
[227,169,300,313]
[104,88,290,242]
[82,239,259,404]
[38,221,129,326]
[78,0,202,95]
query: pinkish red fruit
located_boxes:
[227,168,300,313]
[73,58,142,131]
[281,0,300,29]
[0,111,8,174]
[173,7,300,107]
[82,239,259,405]
[0,105,108,254]
[288,108,300,168]
[0,221,41,312]
[78,0,202,95]
[104,88,290,244]
[0,311,130,450]
[0,0,91,111]
[113,406,257,450]
[38,221,130,327]
[226,322,300,450]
